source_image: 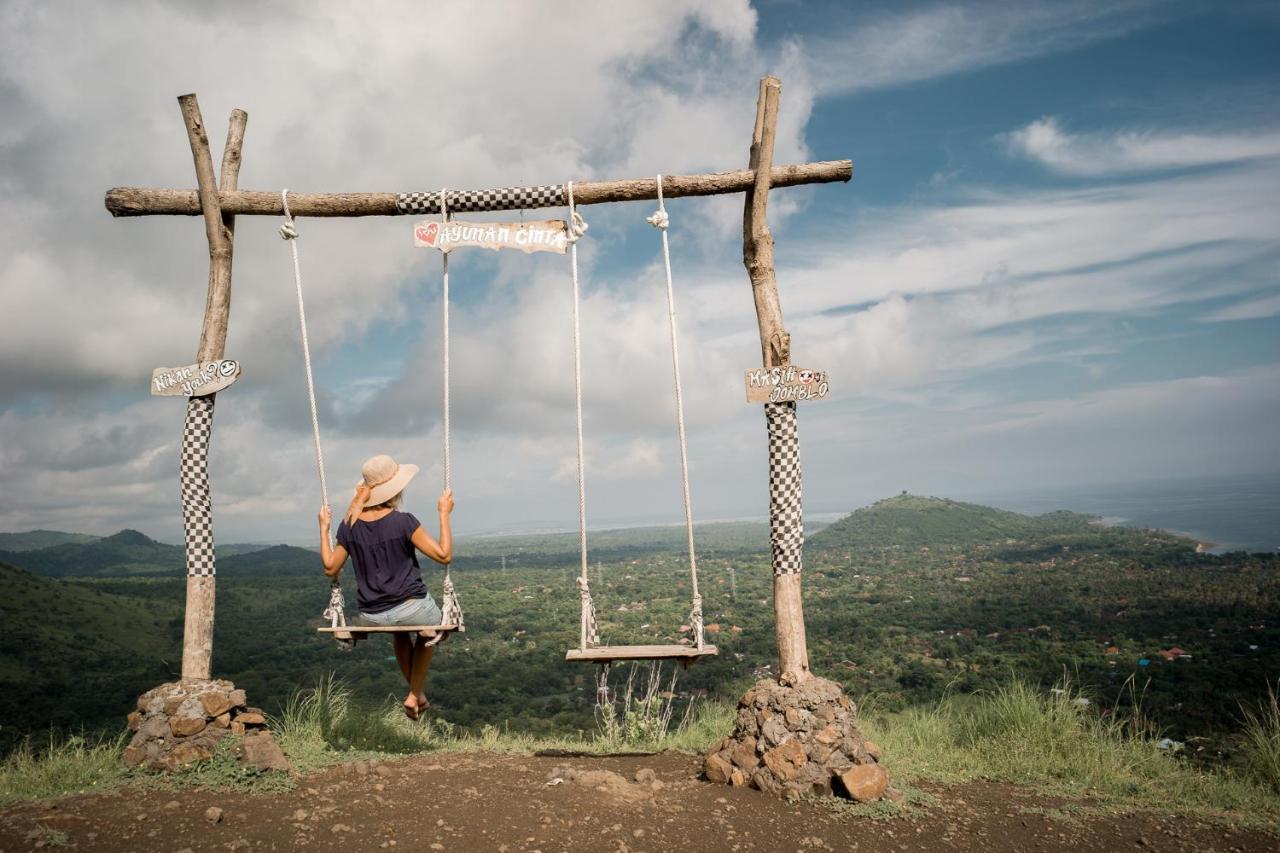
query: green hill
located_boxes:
[0,530,98,552]
[0,530,279,578]
[809,494,1094,549]
[0,529,183,577]
[0,560,178,745]
[219,544,319,576]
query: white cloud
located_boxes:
[0,0,791,396]
[1202,292,1280,322]
[806,0,1179,97]
[1006,116,1280,176]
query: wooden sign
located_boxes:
[152,359,241,397]
[413,219,569,254]
[744,366,830,403]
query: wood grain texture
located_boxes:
[744,77,811,684]
[564,644,719,663]
[176,99,245,681]
[104,161,851,218]
[744,78,790,370]
[180,575,216,680]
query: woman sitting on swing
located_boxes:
[318,454,454,720]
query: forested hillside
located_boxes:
[0,561,176,750]
[810,494,1094,548]
[2,498,1276,762]
[0,530,98,552]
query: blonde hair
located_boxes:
[366,491,403,512]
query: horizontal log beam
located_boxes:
[104,160,852,218]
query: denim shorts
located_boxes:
[357,594,443,627]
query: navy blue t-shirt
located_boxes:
[336,510,428,614]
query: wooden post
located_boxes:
[177,95,246,680]
[743,76,810,684]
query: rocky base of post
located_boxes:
[124,679,290,773]
[703,676,898,802]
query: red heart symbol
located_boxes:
[416,222,439,245]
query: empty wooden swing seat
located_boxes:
[565,644,718,665]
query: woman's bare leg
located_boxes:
[408,637,435,710]
[391,633,419,718]
[391,633,414,682]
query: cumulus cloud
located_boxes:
[2,1,1276,544]
[0,0,791,395]
[1005,116,1280,176]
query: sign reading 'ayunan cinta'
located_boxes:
[151,359,240,397]
[414,219,569,254]
[744,366,830,403]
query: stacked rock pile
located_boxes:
[702,676,898,801]
[124,679,289,773]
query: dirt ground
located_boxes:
[1,751,1275,852]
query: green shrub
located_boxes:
[1240,682,1280,791]
[594,663,704,751]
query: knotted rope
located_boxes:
[567,181,597,650]
[281,190,350,648]
[649,175,704,650]
[437,189,464,631]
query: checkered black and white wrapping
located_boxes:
[766,401,804,576]
[396,185,566,216]
[180,395,217,577]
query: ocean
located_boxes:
[961,471,1280,554]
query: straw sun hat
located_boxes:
[357,454,419,506]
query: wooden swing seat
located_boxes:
[565,644,718,664]
[318,625,460,643]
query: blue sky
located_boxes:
[0,1,1277,543]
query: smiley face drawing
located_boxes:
[798,369,814,384]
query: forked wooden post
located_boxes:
[177,95,246,680]
[744,77,811,683]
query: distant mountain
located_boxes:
[0,529,99,551]
[0,529,286,578]
[809,494,1094,549]
[219,544,321,577]
[0,528,184,577]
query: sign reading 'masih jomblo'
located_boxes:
[151,359,240,397]
[414,219,569,254]
[744,366,830,404]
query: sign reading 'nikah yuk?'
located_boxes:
[744,366,830,404]
[414,219,569,254]
[151,359,240,397]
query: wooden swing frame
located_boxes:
[108,77,847,682]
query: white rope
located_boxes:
[440,189,451,492]
[281,190,349,645]
[649,176,704,650]
[281,190,329,510]
[567,181,598,649]
[438,189,464,631]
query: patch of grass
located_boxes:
[593,663,722,752]
[273,673,734,771]
[862,677,1280,830]
[1240,682,1280,792]
[0,732,130,807]
[130,738,294,796]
